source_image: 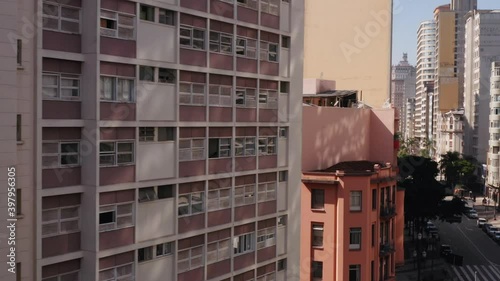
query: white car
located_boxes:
[478,218,487,228]
[468,210,478,219]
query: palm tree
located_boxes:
[439,151,461,187]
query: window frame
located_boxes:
[258,89,278,109]
[100,76,135,103]
[139,4,155,22]
[178,192,205,217]
[98,202,134,232]
[311,189,325,210]
[209,84,233,107]
[159,8,176,26]
[206,238,231,264]
[42,1,81,34]
[260,0,279,15]
[349,227,362,250]
[237,0,258,10]
[98,263,134,281]
[42,72,81,100]
[180,25,206,50]
[138,242,174,263]
[139,127,175,142]
[138,185,174,203]
[349,264,361,281]
[312,223,323,248]
[179,138,206,161]
[350,191,362,211]
[257,181,276,202]
[234,184,256,206]
[235,136,256,156]
[99,9,135,40]
[235,87,257,108]
[207,188,231,211]
[208,137,232,159]
[312,261,323,280]
[41,205,80,238]
[260,40,279,62]
[42,141,80,169]
[99,141,135,167]
[209,31,233,55]
[179,82,206,106]
[258,136,277,156]
[236,37,257,59]
[41,270,80,281]
[257,226,276,249]
[233,232,255,255]
[177,245,204,273]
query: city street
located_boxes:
[434,213,500,280]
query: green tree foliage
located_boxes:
[439,152,477,187]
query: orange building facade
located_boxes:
[300,93,404,281]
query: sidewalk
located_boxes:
[396,227,452,281]
[467,195,499,222]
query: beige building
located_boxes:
[304,0,393,108]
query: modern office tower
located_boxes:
[300,80,403,281]
[414,21,436,143]
[303,0,393,108]
[487,61,500,203]
[0,0,304,280]
[463,10,500,163]
[391,53,416,134]
[432,4,461,158]
[435,109,465,162]
[404,97,416,140]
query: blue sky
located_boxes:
[392,0,500,65]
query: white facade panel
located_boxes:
[137,22,176,63]
[137,83,176,121]
[138,142,176,181]
[137,198,176,241]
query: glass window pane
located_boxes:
[42,209,59,221]
[117,142,133,152]
[43,3,59,16]
[100,142,115,152]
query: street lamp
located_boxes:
[475,271,477,281]
[417,233,423,281]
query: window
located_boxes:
[140,5,154,22]
[311,261,323,280]
[42,206,79,237]
[206,238,231,264]
[260,41,278,62]
[42,1,80,33]
[312,224,323,247]
[139,66,155,82]
[42,142,80,168]
[208,138,231,158]
[207,188,231,211]
[235,137,256,156]
[279,171,288,182]
[99,142,134,166]
[16,40,22,66]
[159,9,175,25]
[258,182,276,202]
[98,263,134,281]
[371,189,377,210]
[157,242,173,257]
[179,138,205,161]
[138,242,173,263]
[349,228,361,250]
[258,136,277,155]
[138,246,153,262]
[16,115,21,142]
[99,203,133,232]
[42,73,80,100]
[278,259,287,271]
[350,191,362,211]
[179,82,206,105]
[371,224,375,247]
[178,192,204,216]
[234,232,254,254]
[236,37,257,58]
[257,272,275,281]
[234,184,255,206]
[279,127,288,138]
[100,76,135,102]
[100,10,135,40]
[158,68,176,83]
[280,81,289,94]
[42,270,79,281]
[235,88,257,107]
[209,84,232,107]
[260,0,279,15]
[178,245,204,273]
[281,36,290,48]
[257,227,275,249]
[180,25,205,50]
[16,189,21,216]
[278,215,287,227]
[259,90,278,109]
[237,0,258,9]
[138,185,173,202]
[139,127,175,142]
[209,31,233,54]
[349,265,361,281]
[311,189,324,209]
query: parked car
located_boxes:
[478,218,487,228]
[426,224,437,233]
[440,244,452,256]
[493,231,500,241]
[483,223,493,233]
[467,210,478,219]
[487,226,499,237]
[429,230,440,240]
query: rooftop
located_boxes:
[319,161,387,174]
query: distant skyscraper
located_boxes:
[487,61,500,199]
[391,53,416,135]
[404,97,416,140]
[414,20,436,143]
[464,10,500,164]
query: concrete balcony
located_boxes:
[380,205,396,219]
[380,241,395,256]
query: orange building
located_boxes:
[300,80,404,281]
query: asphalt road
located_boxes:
[433,214,500,266]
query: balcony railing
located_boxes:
[380,205,396,219]
[380,241,395,256]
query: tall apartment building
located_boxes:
[299,81,403,281]
[0,0,304,280]
[487,61,500,201]
[303,0,392,108]
[432,4,461,158]
[463,10,500,163]
[435,109,465,162]
[414,21,436,143]
[404,97,416,140]
[391,53,416,135]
